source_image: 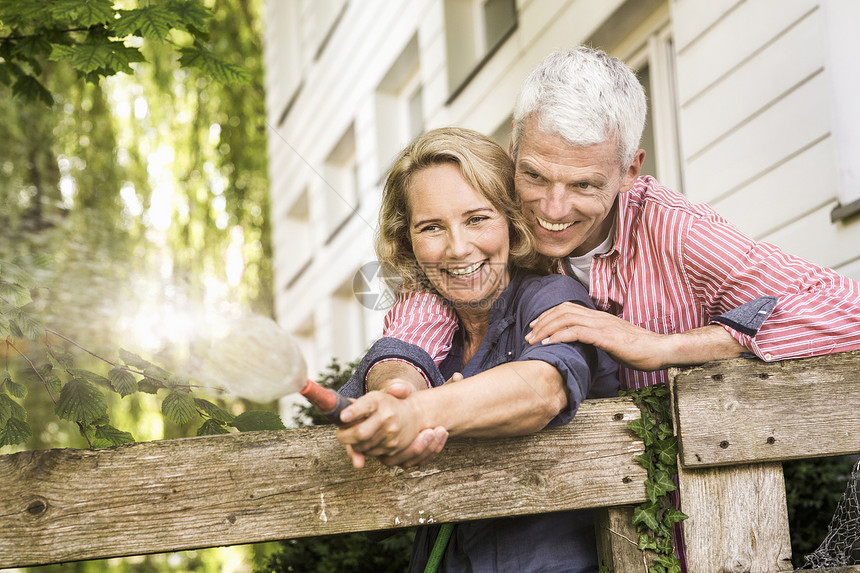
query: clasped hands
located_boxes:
[335,374,462,469]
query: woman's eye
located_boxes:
[468,216,488,225]
[420,224,440,232]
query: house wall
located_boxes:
[263,0,860,384]
[672,0,860,274]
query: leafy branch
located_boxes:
[0,256,285,451]
[0,0,250,105]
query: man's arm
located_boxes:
[526,302,746,371]
[383,291,458,365]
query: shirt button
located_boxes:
[764,353,773,361]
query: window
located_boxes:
[444,0,517,99]
[822,0,860,221]
[283,189,313,287]
[323,124,359,242]
[625,25,684,193]
[331,275,366,363]
[376,35,423,177]
[489,114,512,151]
[299,0,347,62]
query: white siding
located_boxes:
[672,0,859,272]
[265,0,860,383]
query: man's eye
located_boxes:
[577,182,590,189]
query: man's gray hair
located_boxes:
[512,46,647,169]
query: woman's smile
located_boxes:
[408,163,510,309]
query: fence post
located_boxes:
[676,462,793,572]
[671,365,794,572]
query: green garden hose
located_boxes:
[423,523,455,573]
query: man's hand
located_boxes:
[525,302,746,371]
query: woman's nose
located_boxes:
[446,229,472,259]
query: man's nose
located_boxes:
[542,184,570,218]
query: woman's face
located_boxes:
[408,163,510,309]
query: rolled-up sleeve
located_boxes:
[516,341,595,427]
[338,337,446,399]
[515,274,617,427]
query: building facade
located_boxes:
[263,0,860,382]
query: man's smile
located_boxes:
[535,215,574,232]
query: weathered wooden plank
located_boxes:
[677,462,793,572]
[594,505,655,572]
[0,397,645,568]
[673,351,860,468]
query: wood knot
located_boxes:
[766,436,776,445]
[26,499,47,517]
[712,373,723,381]
[719,440,730,449]
[622,476,632,484]
[613,413,624,421]
[521,472,546,488]
[758,373,770,379]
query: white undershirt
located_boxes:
[564,222,616,291]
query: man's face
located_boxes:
[514,118,642,258]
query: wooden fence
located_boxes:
[0,350,858,572]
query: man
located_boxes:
[338,45,860,571]
[375,45,860,392]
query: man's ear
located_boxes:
[622,149,645,190]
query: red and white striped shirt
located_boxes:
[382,176,860,390]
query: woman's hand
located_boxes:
[337,386,447,469]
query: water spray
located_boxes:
[171,312,351,424]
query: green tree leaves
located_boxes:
[178,46,249,85]
[49,42,146,75]
[56,377,108,425]
[232,411,285,432]
[113,6,174,42]
[0,417,32,448]
[108,366,138,397]
[162,390,196,425]
[0,0,249,105]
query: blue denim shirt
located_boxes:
[340,269,620,572]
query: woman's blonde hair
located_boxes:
[376,127,548,292]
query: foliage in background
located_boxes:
[0,0,273,447]
[2,0,275,570]
[1,256,285,448]
[259,357,415,573]
[0,0,249,106]
[785,454,860,568]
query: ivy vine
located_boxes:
[600,384,688,573]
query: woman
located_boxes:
[336,127,617,572]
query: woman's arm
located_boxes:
[336,359,567,464]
